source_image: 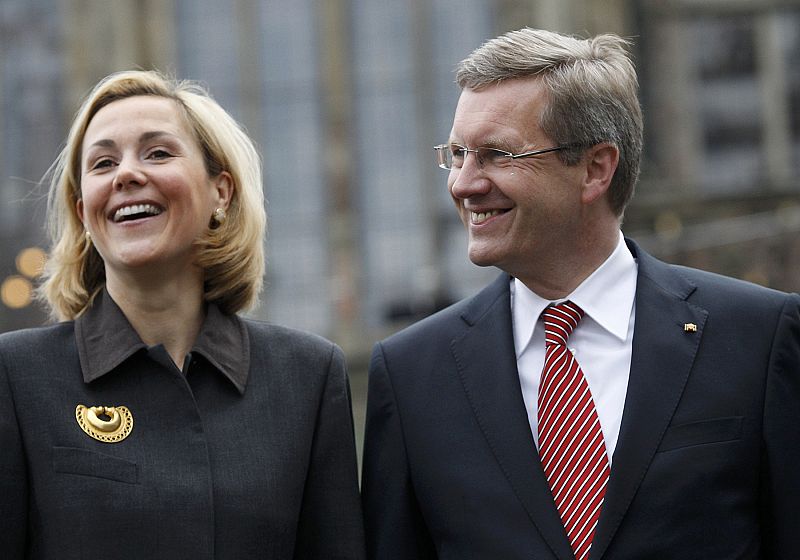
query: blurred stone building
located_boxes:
[1,0,798,356]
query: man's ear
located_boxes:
[581,143,619,205]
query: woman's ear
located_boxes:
[212,171,234,211]
[76,197,86,226]
[581,143,619,205]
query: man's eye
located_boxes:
[480,148,508,163]
[450,146,468,166]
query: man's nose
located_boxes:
[449,153,491,200]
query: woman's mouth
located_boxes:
[112,204,164,223]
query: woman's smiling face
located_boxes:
[78,95,230,281]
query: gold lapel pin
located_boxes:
[75,405,133,443]
[683,323,697,333]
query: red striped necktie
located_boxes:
[538,301,610,560]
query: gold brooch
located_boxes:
[683,323,698,333]
[75,405,133,443]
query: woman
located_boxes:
[0,70,365,559]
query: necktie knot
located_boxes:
[542,301,584,347]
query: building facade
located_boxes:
[0,0,798,354]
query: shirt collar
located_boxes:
[511,232,637,357]
[75,289,250,394]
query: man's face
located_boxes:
[447,77,586,281]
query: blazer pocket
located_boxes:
[658,416,744,453]
[53,446,139,484]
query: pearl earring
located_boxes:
[212,207,227,227]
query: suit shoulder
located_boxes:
[383,297,468,343]
[240,317,340,361]
[669,264,794,309]
[0,324,77,386]
[0,322,75,357]
[632,238,795,313]
[379,277,508,353]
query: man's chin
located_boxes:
[467,247,500,269]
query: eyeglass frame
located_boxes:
[434,142,574,171]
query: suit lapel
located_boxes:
[590,241,708,559]
[451,274,575,560]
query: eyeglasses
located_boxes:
[434,143,568,171]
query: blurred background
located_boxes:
[1,0,799,456]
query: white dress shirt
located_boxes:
[512,232,638,463]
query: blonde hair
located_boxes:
[39,70,266,320]
[456,28,643,216]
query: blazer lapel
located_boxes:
[450,274,575,560]
[590,241,708,559]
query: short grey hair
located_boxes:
[456,28,643,216]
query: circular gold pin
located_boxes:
[75,405,133,443]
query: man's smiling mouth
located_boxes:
[471,210,507,224]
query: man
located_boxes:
[361,28,800,559]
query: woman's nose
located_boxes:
[113,157,146,190]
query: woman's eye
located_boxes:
[147,149,172,160]
[91,158,115,170]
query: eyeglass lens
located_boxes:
[445,146,512,169]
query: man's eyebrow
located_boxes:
[448,136,514,150]
[480,136,516,150]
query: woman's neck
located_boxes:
[105,270,206,369]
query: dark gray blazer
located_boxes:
[0,292,365,559]
[362,239,800,559]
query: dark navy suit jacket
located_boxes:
[362,240,800,559]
